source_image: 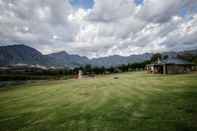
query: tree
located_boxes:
[108,67,115,73]
[83,64,92,74]
[163,55,169,60]
[192,58,197,65]
[177,53,197,65]
[151,53,162,62]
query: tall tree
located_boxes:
[151,53,162,62]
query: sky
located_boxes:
[0,0,197,58]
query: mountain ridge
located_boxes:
[0,44,196,68]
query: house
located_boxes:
[146,58,193,74]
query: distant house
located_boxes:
[146,58,193,74]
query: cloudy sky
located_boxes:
[0,0,197,58]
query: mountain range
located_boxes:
[0,44,196,68]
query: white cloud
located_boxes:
[0,0,197,58]
[88,0,136,22]
[0,0,74,53]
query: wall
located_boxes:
[166,65,192,74]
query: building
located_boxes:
[0,64,48,75]
[146,58,194,74]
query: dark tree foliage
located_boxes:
[177,53,197,64]
[0,60,152,81]
[163,55,169,60]
[128,60,151,70]
[193,59,197,64]
[151,53,162,62]
[77,60,151,75]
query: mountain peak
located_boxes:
[3,44,30,48]
[0,44,44,66]
[1,44,42,54]
[49,51,69,56]
[1,44,196,67]
[57,51,68,54]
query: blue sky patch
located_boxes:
[179,8,193,21]
[134,0,144,5]
[69,0,94,9]
[180,8,188,17]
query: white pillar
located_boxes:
[78,70,82,79]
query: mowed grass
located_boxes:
[0,72,197,131]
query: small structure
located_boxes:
[146,58,193,74]
[78,70,83,79]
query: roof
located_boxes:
[161,58,192,65]
[149,58,193,65]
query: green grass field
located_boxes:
[0,72,197,131]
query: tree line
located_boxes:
[5,53,194,80]
[68,60,151,76]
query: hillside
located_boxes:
[0,44,196,67]
[0,45,50,66]
[0,44,152,67]
[91,53,152,67]
[47,51,89,67]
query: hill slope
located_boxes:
[0,44,153,67]
[47,51,89,67]
[0,45,50,66]
[0,44,196,67]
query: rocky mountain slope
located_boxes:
[0,44,196,68]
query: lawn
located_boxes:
[0,72,197,131]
